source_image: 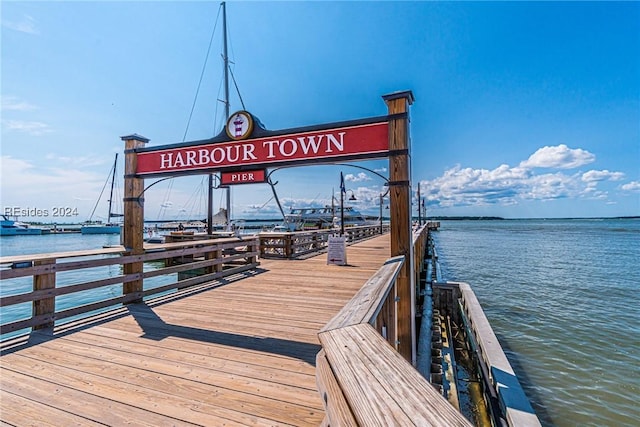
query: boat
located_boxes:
[81,154,122,234]
[81,221,121,234]
[274,172,378,232]
[280,205,376,231]
[156,208,227,232]
[144,231,166,244]
[0,215,50,236]
[156,220,207,232]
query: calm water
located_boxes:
[0,233,173,338]
[432,219,640,427]
[1,220,638,426]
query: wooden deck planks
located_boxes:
[0,388,108,427]
[1,235,392,426]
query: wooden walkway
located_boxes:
[1,235,392,426]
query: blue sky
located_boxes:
[2,1,639,221]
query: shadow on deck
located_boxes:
[1,235,392,426]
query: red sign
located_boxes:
[220,169,266,185]
[135,121,388,176]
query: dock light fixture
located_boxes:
[339,172,359,235]
[379,190,390,234]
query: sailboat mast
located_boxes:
[107,153,118,224]
[222,1,230,119]
[207,1,231,234]
[222,1,232,228]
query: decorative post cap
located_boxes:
[120,134,150,143]
[382,90,415,105]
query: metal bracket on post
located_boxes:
[387,180,410,187]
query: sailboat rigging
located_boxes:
[81,154,122,234]
[149,2,240,235]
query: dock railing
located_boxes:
[0,236,259,337]
[258,224,389,259]
[434,281,541,427]
[316,224,472,426]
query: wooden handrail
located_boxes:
[320,256,404,337]
[317,325,472,426]
[0,246,126,265]
[258,224,389,259]
[316,226,473,426]
[0,237,259,337]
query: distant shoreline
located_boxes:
[424,216,639,221]
[22,215,639,226]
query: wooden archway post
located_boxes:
[122,134,148,304]
[383,91,415,363]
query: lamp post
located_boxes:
[340,172,345,235]
[417,184,421,227]
[379,193,384,234]
[340,187,345,236]
[340,190,357,235]
[339,172,358,236]
[378,187,390,235]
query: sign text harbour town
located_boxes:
[134,117,390,177]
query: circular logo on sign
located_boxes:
[226,111,254,140]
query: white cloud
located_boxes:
[517,172,580,201]
[0,156,109,220]
[582,170,625,183]
[3,120,52,136]
[417,145,627,211]
[1,96,37,111]
[2,15,39,35]
[520,144,595,170]
[44,153,107,168]
[344,172,371,182]
[621,181,640,192]
[422,164,530,207]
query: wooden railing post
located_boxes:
[214,248,223,272]
[33,258,56,330]
[122,134,148,304]
[285,235,293,259]
[383,90,415,363]
[247,241,257,265]
[205,247,216,274]
[258,235,266,258]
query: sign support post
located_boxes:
[122,134,148,304]
[383,90,415,363]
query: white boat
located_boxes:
[156,220,207,232]
[82,154,122,235]
[144,231,166,244]
[81,221,121,235]
[281,205,376,231]
[0,215,50,236]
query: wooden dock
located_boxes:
[1,235,394,426]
